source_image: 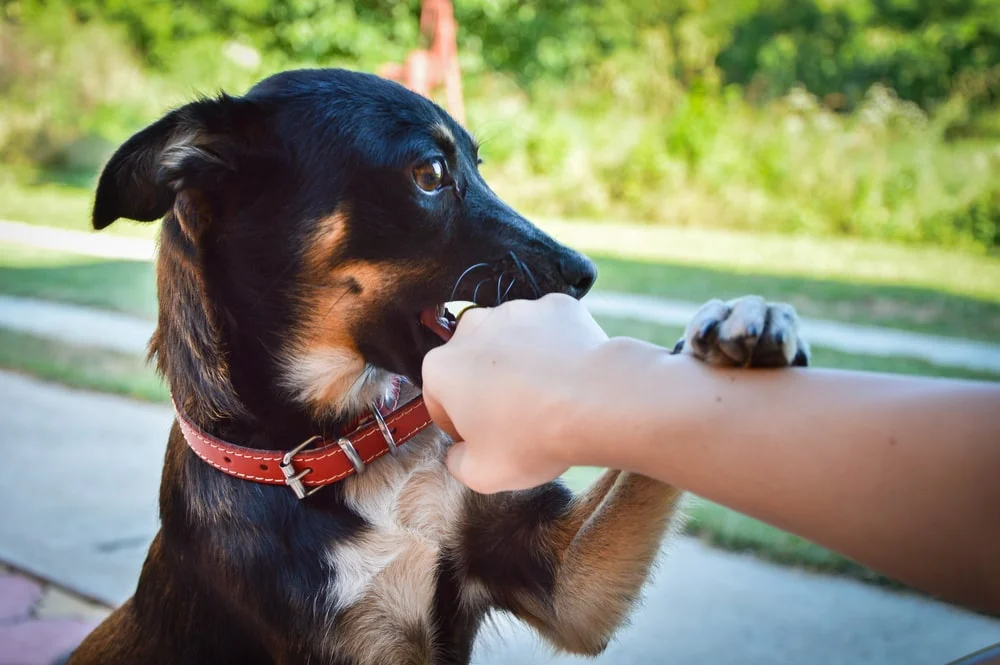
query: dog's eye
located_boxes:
[413,158,447,192]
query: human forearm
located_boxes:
[568,341,1000,612]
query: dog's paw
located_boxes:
[672,296,809,368]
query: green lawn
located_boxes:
[591,255,1000,343]
[0,178,155,239]
[2,183,998,584]
[3,236,1000,343]
[2,177,998,340]
[537,218,1000,303]
[0,329,167,402]
[0,244,157,318]
[597,318,1000,383]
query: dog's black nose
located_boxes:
[559,253,597,298]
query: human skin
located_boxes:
[422,294,1000,614]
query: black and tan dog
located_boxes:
[67,69,808,665]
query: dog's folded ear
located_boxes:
[92,95,266,232]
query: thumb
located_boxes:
[422,387,460,441]
[445,441,472,486]
[446,443,509,495]
[422,346,460,439]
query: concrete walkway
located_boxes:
[0,220,156,262]
[0,296,152,355]
[0,566,108,665]
[585,292,1000,373]
[0,371,997,664]
[3,219,1000,373]
[4,289,1000,374]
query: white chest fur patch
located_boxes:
[325,428,467,615]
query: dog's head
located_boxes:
[94,69,595,427]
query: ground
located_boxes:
[1,371,997,665]
[0,204,998,662]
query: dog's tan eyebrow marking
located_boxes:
[431,123,458,157]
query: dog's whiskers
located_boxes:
[450,262,491,302]
[508,251,541,299]
[471,278,492,306]
[501,275,518,304]
[495,272,508,306]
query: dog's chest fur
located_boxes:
[324,427,473,663]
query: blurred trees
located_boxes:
[8,0,998,111]
[2,0,998,250]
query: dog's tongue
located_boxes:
[420,307,454,342]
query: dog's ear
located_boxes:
[92,95,265,233]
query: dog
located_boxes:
[66,68,809,665]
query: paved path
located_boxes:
[0,565,108,665]
[4,219,1000,373]
[585,292,1000,374]
[0,371,997,664]
[0,296,152,355]
[0,220,155,262]
[5,289,1000,374]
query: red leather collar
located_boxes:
[175,384,433,499]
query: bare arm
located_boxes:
[422,295,1000,613]
[574,340,1000,614]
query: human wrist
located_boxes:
[553,336,675,471]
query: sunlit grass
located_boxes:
[537,218,1000,303]
[0,243,157,317]
[4,233,999,341]
[0,178,156,239]
[0,329,166,402]
[595,318,1000,382]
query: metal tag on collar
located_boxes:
[336,436,366,475]
[369,401,399,455]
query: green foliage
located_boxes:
[2,0,999,250]
[718,0,1000,110]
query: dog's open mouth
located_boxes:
[419,304,458,342]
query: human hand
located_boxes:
[421,294,609,493]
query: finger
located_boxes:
[450,305,492,338]
[421,348,462,439]
[446,444,515,495]
[445,442,477,489]
[422,386,461,440]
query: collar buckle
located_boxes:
[280,435,323,500]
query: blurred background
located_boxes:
[0,1,998,663]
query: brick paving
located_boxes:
[0,565,109,665]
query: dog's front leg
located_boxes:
[464,471,682,656]
[532,472,682,655]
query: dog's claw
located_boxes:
[681,296,808,368]
[698,319,720,343]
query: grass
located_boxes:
[596,318,1000,383]
[0,244,157,317]
[1,190,997,582]
[0,229,1000,341]
[534,219,1000,304]
[6,174,999,306]
[590,254,1000,343]
[1,177,997,341]
[0,328,167,402]
[0,178,157,240]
